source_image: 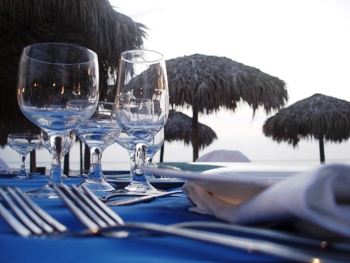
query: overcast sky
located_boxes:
[2,0,350,168]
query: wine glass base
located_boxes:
[26,183,61,198]
[118,180,164,194]
[78,179,116,193]
[11,174,32,180]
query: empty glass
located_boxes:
[7,133,41,179]
[114,49,169,194]
[74,102,121,192]
[17,43,99,197]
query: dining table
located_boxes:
[0,163,348,263]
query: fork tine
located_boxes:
[70,185,117,227]
[7,188,55,233]
[54,185,102,231]
[0,202,32,237]
[14,188,67,233]
[80,185,125,225]
[0,188,42,235]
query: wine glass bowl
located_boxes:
[17,43,99,197]
[74,102,121,192]
[114,49,169,193]
[7,133,41,179]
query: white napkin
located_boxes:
[182,163,350,238]
[0,157,10,173]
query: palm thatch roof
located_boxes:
[263,93,350,163]
[164,110,217,148]
[166,54,288,160]
[0,0,146,146]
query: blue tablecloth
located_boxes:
[0,176,293,262]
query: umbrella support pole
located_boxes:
[192,106,199,161]
[319,136,325,164]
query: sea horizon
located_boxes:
[5,158,350,176]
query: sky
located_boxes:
[1,0,350,168]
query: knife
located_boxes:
[105,190,182,206]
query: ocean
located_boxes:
[5,158,350,176]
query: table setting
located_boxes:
[0,43,349,262]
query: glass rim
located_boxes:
[22,42,98,65]
[120,49,164,64]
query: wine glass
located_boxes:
[7,133,41,179]
[114,49,169,194]
[41,130,76,178]
[74,102,121,192]
[17,43,99,198]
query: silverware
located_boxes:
[54,184,350,262]
[0,187,67,237]
[1,186,349,262]
[103,190,182,206]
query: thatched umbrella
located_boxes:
[166,54,288,160]
[0,0,146,146]
[165,110,217,147]
[263,93,350,163]
[160,110,217,162]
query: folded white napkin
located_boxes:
[0,157,10,173]
[182,163,350,238]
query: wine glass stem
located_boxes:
[49,135,64,186]
[89,147,103,180]
[127,151,134,180]
[19,155,27,176]
[131,143,147,182]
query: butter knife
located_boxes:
[105,190,182,206]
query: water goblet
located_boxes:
[41,130,76,178]
[74,102,121,192]
[114,49,169,194]
[7,133,41,179]
[17,42,99,197]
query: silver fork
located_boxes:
[0,187,348,263]
[0,187,67,237]
[53,184,350,263]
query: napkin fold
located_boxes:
[182,163,350,238]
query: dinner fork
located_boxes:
[0,187,67,237]
[0,187,348,263]
[53,184,350,263]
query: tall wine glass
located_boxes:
[7,133,41,179]
[41,130,76,178]
[74,102,121,192]
[114,49,169,194]
[17,43,99,198]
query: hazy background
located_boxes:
[1,0,350,170]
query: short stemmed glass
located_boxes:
[17,43,99,197]
[41,130,76,178]
[7,133,41,179]
[114,49,169,194]
[74,102,121,192]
